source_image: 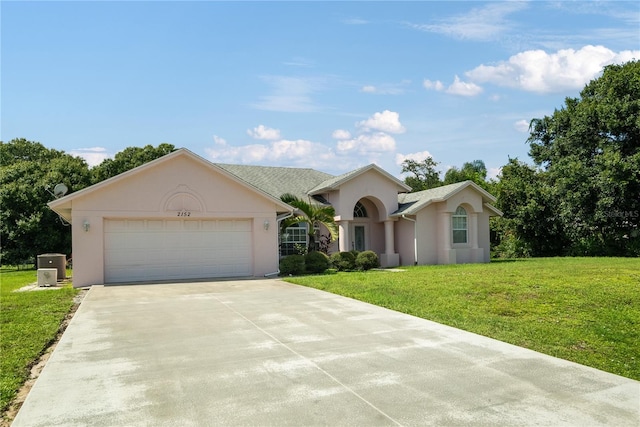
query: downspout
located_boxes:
[264,211,295,277]
[401,215,418,265]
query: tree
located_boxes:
[527,60,640,256]
[493,158,569,257]
[280,194,338,252]
[400,157,442,191]
[0,139,92,264]
[91,143,176,183]
[443,160,492,190]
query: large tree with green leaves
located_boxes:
[280,194,338,252]
[443,159,493,191]
[493,158,569,257]
[400,157,442,191]
[0,139,92,264]
[527,60,640,256]
[91,143,176,183]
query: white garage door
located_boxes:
[104,219,252,283]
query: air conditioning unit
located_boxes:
[38,268,58,287]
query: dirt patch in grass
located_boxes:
[1,290,88,426]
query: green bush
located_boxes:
[330,251,357,271]
[279,255,306,276]
[356,250,379,271]
[304,251,330,274]
[494,231,532,258]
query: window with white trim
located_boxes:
[353,201,368,218]
[280,223,308,256]
[452,206,468,244]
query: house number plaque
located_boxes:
[177,210,192,217]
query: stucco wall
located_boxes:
[333,169,400,220]
[478,211,492,262]
[68,155,282,287]
[396,217,416,265]
[416,204,439,265]
[397,187,494,267]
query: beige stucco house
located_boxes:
[49,148,502,288]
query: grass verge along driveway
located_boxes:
[0,269,78,415]
[285,257,640,380]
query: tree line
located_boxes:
[0,142,176,265]
[1,60,638,264]
[401,60,639,257]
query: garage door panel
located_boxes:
[104,219,252,283]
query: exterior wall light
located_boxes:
[263,220,270,230]
[83,221,90,232]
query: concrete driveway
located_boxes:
[13,279,639,426]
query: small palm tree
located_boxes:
[280,193,338,252]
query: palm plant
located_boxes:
[280,193,338,252]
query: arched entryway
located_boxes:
[348,198,385,254]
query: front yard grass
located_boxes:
[0,268,79,413]
[284,257,640,380]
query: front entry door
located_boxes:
[354,225,365,251]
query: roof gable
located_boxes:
[308,164,411,195]
[48,149,293,221]
[392,181,501,216]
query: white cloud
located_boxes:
[514,119,530,133]
[466,45,640,93]
[356,110,406,134]
[445,76,483,96]
[252,76,324,112]
[336,132,396,154]
[406,2,527,41]
[423,79,445,91]
[332,129,351,140]
[69,147,110,167]
[488,167,502,180]
[283,57,315,68]
[205,138,337,169]
[395,150,434,166]
[213,135,227,146]
[424,76,483,96]
[360,80,411,95]
[247,125,281,140]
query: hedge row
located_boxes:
[279,250,379,276]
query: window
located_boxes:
[280,223,308,256]
[353,201,368,218]
[452,206,468,244]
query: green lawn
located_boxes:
[285,257,640,380]
[0,269,78,413]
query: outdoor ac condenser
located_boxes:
[37,268,57,287]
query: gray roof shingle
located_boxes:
[215,164,334,201]
[393,181,495,215]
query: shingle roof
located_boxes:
[393,181,497,216]
[216,164,334,201]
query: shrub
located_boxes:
[330,251,357,271]
[356,250,379,271]
[305,251,330,274]
[279,255,306,276]
[494,231,532,258]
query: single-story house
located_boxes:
[48,148,502,287]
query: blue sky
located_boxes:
[2,1,639,179]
